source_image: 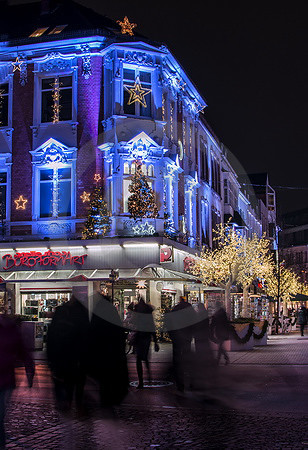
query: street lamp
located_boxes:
[109,269,119,303]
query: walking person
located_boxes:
[297,305,308,336]
[0,315,34,448]
[47,296,89,411]
[191,303,216,390]
[123,302,136,354]
[88,293,129,406]
[166,296,195,392]
[133,297,159,389]
[193,303,215,362]
[210,304,230,365]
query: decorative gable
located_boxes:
[30,138,77,165]
[99,131,167,162]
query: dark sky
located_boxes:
[11,0,308,216]
[76,0,307,217]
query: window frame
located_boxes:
[122,66,153,118]
[0,77,13,129]
[33,159,76,221]
[0,170,8,224]
[38,164,72,218]
[34,70,77,127]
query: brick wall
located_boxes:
[11,64,34,227]
[76,55,103,219]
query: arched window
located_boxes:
[141,164,146,175]
[123,162,130,174]
[148,164,154,177]
[131,163,136,174]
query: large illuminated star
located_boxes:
[124,76,151,108]
[12,57,23,72]
[117,16,137,36]
[14,195,28,210]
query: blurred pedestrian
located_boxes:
[193,303,213,357]
[297,305,308,336]
[0,315,34,448]
[123,302,136,354]
[47,296,89,411]
[210,304,230,365]
[133,297,159,389]
[88,293,128,406]
[192,303,216,390]
[166,296,195,391]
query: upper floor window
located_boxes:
[41,75,73,123]
[0,84,9,127]
[39,166,71,218]
[123,68,152,117]
[200,139,209,182]
[0,172,7,222]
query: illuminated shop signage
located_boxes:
[160,245,173,263]
[183,256,195,272]
[2,250,87,271]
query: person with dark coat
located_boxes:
[47,296,89,410]
[193,303,213,357]
[133,297,159,389]
[87,294,129,405]
[297,305,308,336]
[166,297,195,392]
[210,305,230,365]
[0,315,35,448]
[123,302,136,354]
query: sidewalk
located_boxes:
[5,333,308,449]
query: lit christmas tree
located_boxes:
[128,161,158,220]
[82,185,111,239]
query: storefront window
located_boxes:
[22,291,71,320]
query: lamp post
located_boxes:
[109,269,119,303]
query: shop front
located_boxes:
[0,237,203,321]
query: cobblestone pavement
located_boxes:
[3,333,308,449]
[5,402,308,449]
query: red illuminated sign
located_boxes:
[160,246,173,263]
[183,256,195,272]
[2,250,87,271]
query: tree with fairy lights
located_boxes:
[82,185,111,239]
[128,161,158,220]
[264,262,301,314]
[192,222,274,317]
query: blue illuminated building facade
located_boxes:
[0,1,277,316]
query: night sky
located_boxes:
[75,0,307,217]
[10,0,308,217]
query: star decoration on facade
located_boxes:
[124,76,151,108]
[94,173,102,182]
[132,222,155,236]
[136,280,147,289]
[12,56,23,72]
[80,191,90,203]
[117,16,137,36]
[14,195,28,210]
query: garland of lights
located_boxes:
[209,320,268,344]
[51,76,61,123]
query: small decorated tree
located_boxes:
[82,186,111,239]
[128,161,158,220]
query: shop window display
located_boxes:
[22,292,70,320]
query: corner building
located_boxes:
[0,1,276,319]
